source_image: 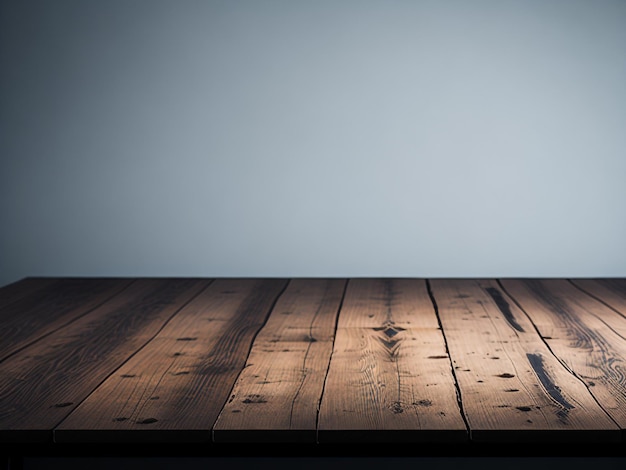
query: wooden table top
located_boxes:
[0,277,625,452]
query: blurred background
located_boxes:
[1,0,625,288]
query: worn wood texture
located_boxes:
[213,279,346,442]
[317,279,467,442]
[0,278,133,361]
[500,279,626,435]
[0,279,208,442]
[0,278,59,310]
[1,278,625,446]
[570,279,626,317]
[55,279,288,443]
[430,279,619,442]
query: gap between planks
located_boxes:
[317,279,467,443]
[0,279,212,442]
[430,279,619,443]
[54,279,289,443]
[499,279,626,439]
[213,279,347,443]
[0,277,624,444]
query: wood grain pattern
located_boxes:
[430,279,619,442]
[0,278,133,361]
[317,279,467,442]
[55,279,288,443]
[500,279,626,436]
[570,279,626,317]
[0,277,624,446]
[0,278,59,310]
[213,279,346,442]
[0,279,208,442]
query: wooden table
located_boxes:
[0,277,625,464]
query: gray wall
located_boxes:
[1,0,625,287]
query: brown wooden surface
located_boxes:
[500,279,626,435]
[213,279,345,442]
[0,279,208,441]
[0,278,59,310]
[430,279,619,442]
[0,277,625,445]
[570,279,626,317]
[55,279,288,442]
[0,278,133,360]
[317,279,467,442]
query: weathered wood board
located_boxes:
[500,279,626,437]
[0,278,59,310]
[317,279,467,442]
[55,279,287,442]
[0,278,133,360]
[0,277,624,445]
[213,279,346,442]
[0,279,208,441]
[430,279,619,442]
[570,279,626,317]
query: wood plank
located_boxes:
[430,279,618,443]
[0,278,59,310]
[0,278,209,442]
[213,279,346,442]
[317,279,467,442]
[500,279,626,438]
[0,278,134,360]
[570,279,626,317]
[55,279,288,443]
